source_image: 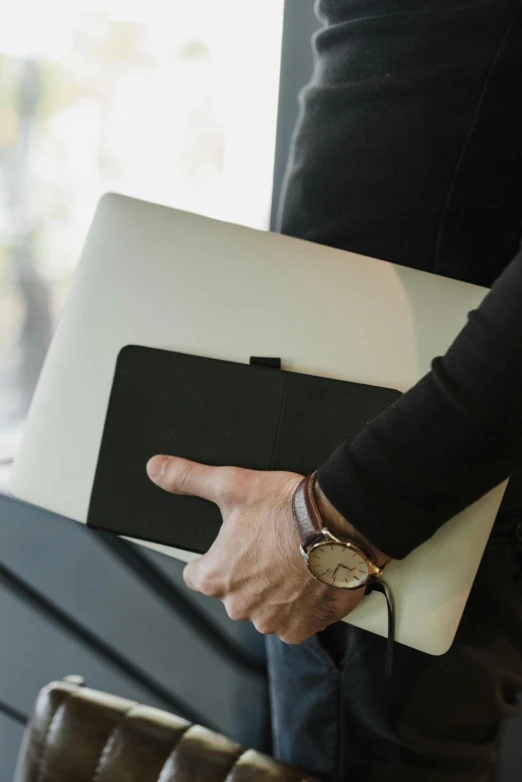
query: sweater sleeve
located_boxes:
[317,253,522,559]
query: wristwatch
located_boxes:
[292,472,385,590]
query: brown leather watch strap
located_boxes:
[292,473,324,548]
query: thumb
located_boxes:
[146,455,223,504]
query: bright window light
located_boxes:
[0,0,284,466]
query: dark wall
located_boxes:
[270,0,318,230]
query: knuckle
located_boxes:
[198,569,221,597]
[174,460,196,494]
[280,634,304,646]
[279,627,311,645]
[225,599,249,622]
[253,619,276,636]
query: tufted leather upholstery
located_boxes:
[13,678,318,782]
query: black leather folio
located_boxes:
[87,345,401,553]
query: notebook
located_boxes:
[87,345,401,552]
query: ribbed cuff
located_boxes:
[317,444,444,560]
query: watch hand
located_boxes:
[318,567,335,578]
[331,564,342,580]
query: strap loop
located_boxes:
[365,580,395,677]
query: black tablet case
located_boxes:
[87,345,401,553]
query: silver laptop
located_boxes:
[9,193,506,655]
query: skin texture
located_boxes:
[146,454,388,644]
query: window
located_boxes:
[0,0,284,476]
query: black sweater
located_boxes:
[278,0,522,559]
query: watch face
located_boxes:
[307,542,370,588]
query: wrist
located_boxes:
[313,480,391,569]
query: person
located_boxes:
[146,1,522,779]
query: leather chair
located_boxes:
[13,677,317,781]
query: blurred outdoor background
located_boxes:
[0,0,284,469]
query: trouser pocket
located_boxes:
[266,634,343,782]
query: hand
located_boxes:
[146,455,366,644]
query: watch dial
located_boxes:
[308,543,370,588]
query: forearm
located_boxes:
[317,253,522,559]
[279,0,522,558]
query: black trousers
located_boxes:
[267,501,522,781]
[268,1,522,779]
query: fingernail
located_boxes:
[147,455,170,480]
